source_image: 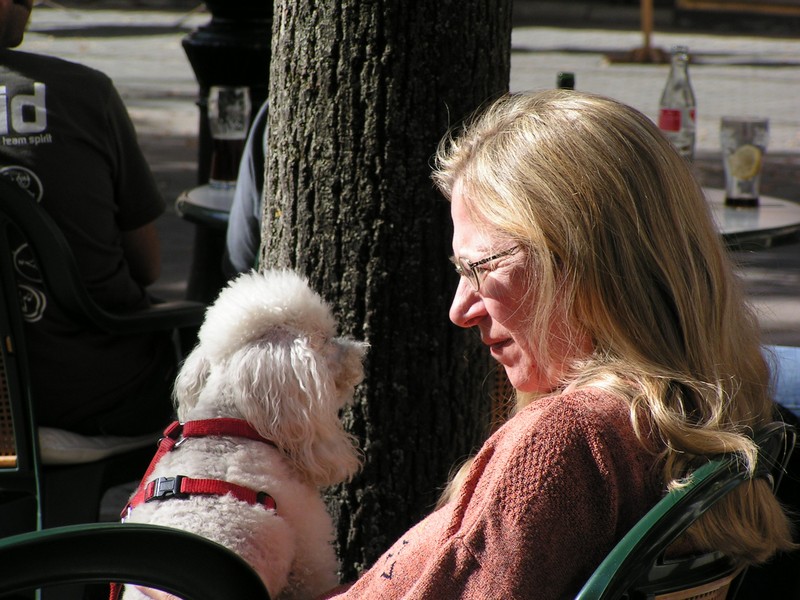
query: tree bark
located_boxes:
[264,0,512,578]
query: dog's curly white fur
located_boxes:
[123,269,367,600]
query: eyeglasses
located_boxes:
[451,246,519,292]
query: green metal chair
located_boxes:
[0,175,206,536]
[0,522,270,600]
[576,422,796,600]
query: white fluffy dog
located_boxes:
[121,269,367,600]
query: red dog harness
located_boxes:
[121,418,278,519]
[110,419,278,600]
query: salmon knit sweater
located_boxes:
[326,388,663,600]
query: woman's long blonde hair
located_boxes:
[432,90,793,564]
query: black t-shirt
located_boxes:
[0,49,173,433]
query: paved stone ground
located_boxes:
[18,0,800,345]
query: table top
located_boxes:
[174,184,800,249]
[705,188,800,250]
[175,184,234,229]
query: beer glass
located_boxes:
[207,86,251,189]
[720,116,769,207]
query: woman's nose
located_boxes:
[449,278,486,328]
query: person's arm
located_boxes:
[102,77,165,287]
[330,393,657,599]
[121,221,161,286]
[223,101,268,277]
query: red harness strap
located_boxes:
[141,475,277,509]
[110,419,278,600]
[121,419,277,519]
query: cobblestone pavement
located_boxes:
[17,1,800,344]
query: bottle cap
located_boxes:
[557,72,575,90]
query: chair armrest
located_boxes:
[103,300,207,335]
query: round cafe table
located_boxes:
[175,184,234,230]
[175,184,235,302]
[705,188,800,250]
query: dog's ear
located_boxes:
[230,331,363,487]
[172,346,211,420]
[329,337,368,402]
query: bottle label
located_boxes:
[658,108,681,132]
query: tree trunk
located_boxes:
[264,0,512,578]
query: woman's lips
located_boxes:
[486,338,511,355]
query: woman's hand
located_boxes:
[131,586,181,600]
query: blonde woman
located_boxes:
[137,90,794,600]
[324,90,794,599]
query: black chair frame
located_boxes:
[0,522,270,600]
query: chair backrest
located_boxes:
[0,185,43,529]
[0,522,271,600]
[0,175,205,536]
[576,422,796,600]
[0,356,14,468]
[0,176,205,334]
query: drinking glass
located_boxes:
[207,86,251,189]
[720,117,769,207]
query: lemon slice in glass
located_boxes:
[728,144,762,179]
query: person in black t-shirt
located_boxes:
[0,0,175,435]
